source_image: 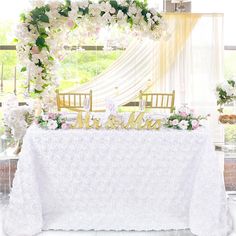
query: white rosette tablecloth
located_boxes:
[3,125,231,236]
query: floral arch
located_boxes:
[16,0,165,97]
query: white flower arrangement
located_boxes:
[15,0,165,97]
[36,112,70,130]
[3,95,35,141]
[216,79,236,113]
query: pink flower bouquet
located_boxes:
[165,107,209,130]
[35,113,70,130]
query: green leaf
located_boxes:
[59,9,69,17]
[39,14,49,23]
[71,23,78,30]
[65,0,71,7]
[12,38,19,43]
[34,89,42,93]
[41,32,48,38]
[48,56,54,61]
[21,67,27,72]
[128,17,133,28]
[20,13,26,22]
[110,0,118,10]
[36,36,45,48]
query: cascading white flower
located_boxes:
[127,4,138,17]
[100,1,116,14]
[78,0,89,9]
[3,96,34,141]
[117,10,124,20]
[30,0,45,8]
[89,3,101,17]
[16,0,165,97]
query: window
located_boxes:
[191,0,236,144]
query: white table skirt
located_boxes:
[3,126,231,236]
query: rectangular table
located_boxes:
[3,125,231,236]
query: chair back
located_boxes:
[139,90,175,113]
[56,90,93,112]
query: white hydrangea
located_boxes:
[3,98,34,141]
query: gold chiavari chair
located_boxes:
[139,90,175,113]
[56,89,93,112]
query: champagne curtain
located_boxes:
[66,13,224,141]
[154,13,224,142]
[66,13,200,109]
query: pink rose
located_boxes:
[31,46,40,54]
[48,113,56,119]
[66,19,74,28]
[191,120,199,130]
[61,123,70,130]
[58,55,64,61]
[179,111,188,117]
[190,109,195,115]
[172,119,179,126]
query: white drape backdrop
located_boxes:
[67,13,224,141]
[155,13,223,142]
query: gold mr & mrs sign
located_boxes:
[72,112,161,130]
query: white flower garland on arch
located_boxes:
[16,0,166,96]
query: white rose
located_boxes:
[178,120,189,130]
[146,13,151,19]
[172,119,179,126]
[191,120,199,129]
[128,5,137,16]
[47,119,58,130]
[48,1,61,11]
[153,15,161,22]
[35,84,43,92]
[42,114,49,121]
[102,12,112,22]
[79,0,89,9]
[117,10,124,19]
[150,8,157,15]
